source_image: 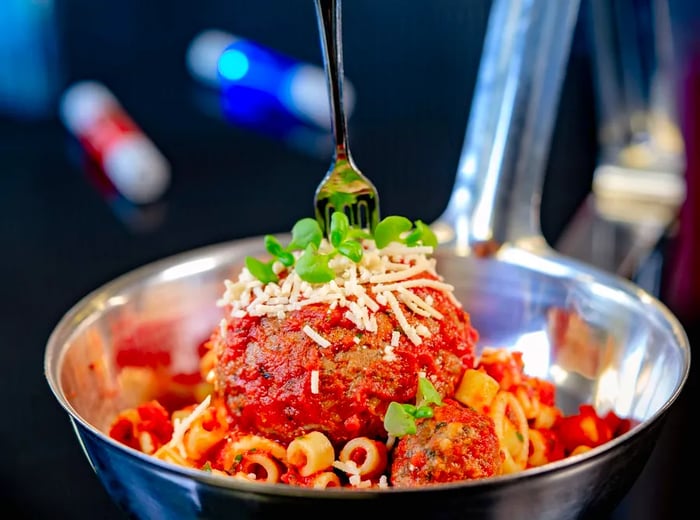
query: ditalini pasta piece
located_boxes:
[310,472,342,489]
[287,431,335,477]
[338,437,388,480]
[490,391,530,474]
[154,444,191,467]
[182,404,228,461]
[236,452,284,483]
[219,434,287,475]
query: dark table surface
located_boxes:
[2,1,699,518]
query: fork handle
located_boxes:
[314,0,350,158]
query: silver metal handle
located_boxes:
[435,0,581,255]
[314,0,351,157]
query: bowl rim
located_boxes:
[44,237,692,496]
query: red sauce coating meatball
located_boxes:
[390,398,502,486]
[212,278,478,447]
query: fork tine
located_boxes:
[316,183,379,235]
[313,0,379,237]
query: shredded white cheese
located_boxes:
[332,460,360,475]
[348,474,372,488]
[217,240,458,347]
[310,370,320,394]
[303,325,331,348]
[168,394,212,458]
[382,345,397,362]
[390,330,400,347]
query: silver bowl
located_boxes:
[44,1,690,516]
[44,235,690,520]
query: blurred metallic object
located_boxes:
[433,0,581,254]
[557,0,686,283]
[589,0,684,182]
[313,0,380,235]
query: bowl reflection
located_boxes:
[44,236,690,520]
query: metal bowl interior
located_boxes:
[44,236,690,520]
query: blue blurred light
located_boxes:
[187,30,354,131]
[217,39,298,97]
[218,49,250,81]
[0,0,63,119]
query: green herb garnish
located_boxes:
[383,376,443,437]
[244,212,437,284]
[417,376,443,408]
[295,244,335,283]
[384,401,417,437]
[375,216,437,249]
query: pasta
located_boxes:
[337,437,388,480]
[287,432,335,477]
[108,213,635,488]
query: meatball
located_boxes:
[390,398,502,486]
[212,282,478,447]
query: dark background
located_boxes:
[1,0,699,518]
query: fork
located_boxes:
[313,0,380,236]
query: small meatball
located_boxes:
[390,398,501,486]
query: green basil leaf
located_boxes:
[263,235,295,266]
[330,211,349,247]
[337,239,363,263]
[278,250,295,267]
[347,227,372,241]
[415,220,438,248]
[384,401,417,437]
[264,235,284,256]
[245,256,278,284]
[416,376,443,408]
[289,218,323,250]
[295,245,335,283]
[374,215,412,249]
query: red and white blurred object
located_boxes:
[185,29,355,131]
[59,81,171,205]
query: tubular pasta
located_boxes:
[236,452,283,483]
[310,471,342,489]
[109,338,634,489]
[220,434,287,473]
[490,390,529,473]
[454,368,499,413]
[154,444,192,467]
[532,403,561,430]
[338,437,388,480]
[514,384,539,421]
[199,348,217,383]
[527,429,549,468]
[286,431,335,477]
[570,445,593,457]
[182,402,228,460]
